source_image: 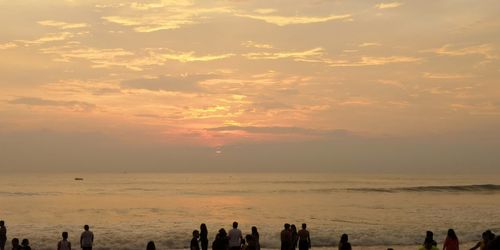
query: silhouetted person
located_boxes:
[251,227,260,250]
[191,230,200,250]
[420,237,440,250]
[245,235,256,250]
[201,224,209,250]
[291,225,298,250]
[80,225,94,250]
[228,222,243,250]
[58,232,72,250]
[212,228,228,250]
[146,241,156,250]
[443,229,459,250]
[471,231,490,250]
[338,234,351,250]
[0,221,6,250]
[20,239,30,250]
[11,238,21,250]
[281,224,292,250]
[487,235,500,250]
[298,223,311,250]
[425,231,438,247]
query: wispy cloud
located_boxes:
[425,44,496,59]
[329,56,421,67]
[40,44,234,71]
[423,72,474,79]
[375,2,403,9]
[16,32,87,46]
[234,13,352,26]
[9,97,96,112]
[102,7,231,32]
[243,48,324,60]
[253,8,277,15]
[37,20,89,29]
[241,41,273,49]
[359,42,381,47]
[0,42,17,50]
[121,74,215,92]
[148,49,235,62]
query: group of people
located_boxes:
[417,229,500,250]
[2,219,500,250]
[0,221,94,250]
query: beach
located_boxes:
[1,173,499,250]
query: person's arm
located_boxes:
[91,232,94,243]
[57,241,61,250]
[68,242,72,250]
[80,234,83,248]
[469,241,481,250]
[443,238,448,250]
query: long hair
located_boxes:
[447,229,457,240]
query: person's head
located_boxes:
[233,221,238,229]
[302,223,307,230]
[482,231,489,240]
[340,234,349,243]
[201,223,207,233]
[62,232,69,240]
[218,228,227,237]
[284,223,290,230]
[0,220,4,226]
[21,239,29,246]
[147,241,156,250]
[84,225,89,231]
[11,238,19,246]
[447,229,457,240]
[486,230,496,240]
[291,224,297,232]
[426,231,434,239]
[252,226,258,235]
[193,230,200,238]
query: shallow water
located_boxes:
[0,173,499,250]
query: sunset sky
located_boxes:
[1,0,499,172]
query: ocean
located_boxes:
[0,173,499,250]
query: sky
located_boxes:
[1,0,500,172]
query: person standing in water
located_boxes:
[80,225,94,250]
[200,224,209,250]
[0,221,6,250]
[58,232,71,250]
[298,224,311,250]
[443,229,459,250]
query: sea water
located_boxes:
[0,173,499,250]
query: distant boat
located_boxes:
[74,178,84,181]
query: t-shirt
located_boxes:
[228,228,242,248]
[81,230,94,247]
[58,240,71,250]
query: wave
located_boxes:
[347,184,500,193]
